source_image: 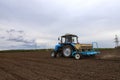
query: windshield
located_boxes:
[72,37,78,43]
[61,36,78,43]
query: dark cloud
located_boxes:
[0,36,5,39]
[6,29,35,44]
[7,38,35,44]
[6,29,24,34]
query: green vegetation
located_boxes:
[0,49,53,53]
[0,48,116,53]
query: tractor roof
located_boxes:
[61,34,78,37]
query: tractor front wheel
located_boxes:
[51,51,56,58]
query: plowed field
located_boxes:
[0,49,120,80]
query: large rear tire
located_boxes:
[63,45,72,57]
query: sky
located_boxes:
[0,0,120,50]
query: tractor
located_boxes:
[51,34,100,60]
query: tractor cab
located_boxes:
[59,34,78,44]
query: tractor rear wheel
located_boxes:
[63,45,72,57]
[51,51,56,58]
[75,53,81,60]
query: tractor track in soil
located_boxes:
[0,49,120,80]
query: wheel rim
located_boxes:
[63,48,71,57]
[75,54,80,60]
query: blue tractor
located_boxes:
[51,34,100,60]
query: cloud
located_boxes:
[6,29,35,44]
[0,28,54,50]
[0,29,38,50]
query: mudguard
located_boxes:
[54,44,62,52]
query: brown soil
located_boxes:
[0,49,119,80]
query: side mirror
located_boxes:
[58,37,60,41]
[58,37,61,44]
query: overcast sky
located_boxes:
[0,0,120,50]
